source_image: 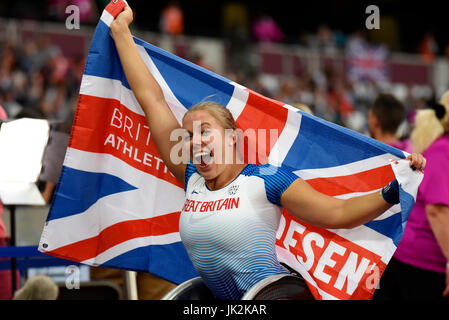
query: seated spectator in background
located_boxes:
[252,13,284,43]
[159,1,184,35]
[293,103,313,115]
[0,105,7,120]
[367,93,409,151]
[374,90,449,300]
[13,275,58,300]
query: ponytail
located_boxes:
[410,90,449,153]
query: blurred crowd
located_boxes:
[0,31,438,139]
[1,1,444,137]
[0,35,83,123]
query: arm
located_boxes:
[280,178,390,229]
[426,204,449,297]
[281,153,426,229]
[110,7,186,184]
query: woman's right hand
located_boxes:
[110,6,134,35]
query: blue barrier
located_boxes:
[0,245,46,258]
[0,246,81,271]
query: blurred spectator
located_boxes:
[293,103,313,115]
[418,32,438,63]
[39,125,71,203]
[159,1,184,35]
[13,275,58,300]
[367,93,409,150]
[307,25,338,55]
[326,78,354,126]
[222,1,249,36]
[374,90,449,300]
[221,2,252,76]
[252,13,284,43]
[0,104,6,119]
[47,0,98,24]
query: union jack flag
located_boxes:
[346,39,389,83]
[39,0,422,300]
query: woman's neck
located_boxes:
[205,163,247,190]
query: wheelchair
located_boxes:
[161,273,314,300]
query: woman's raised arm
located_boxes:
[281,153,426,229]
[110,6,186,184]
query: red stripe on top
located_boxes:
[46,211,181,263]
[235,90,288,164]
[70,94,182,188]
[306,164,395,196]
[104,0,127,19]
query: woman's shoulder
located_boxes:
[241,163,295,178]
[241,164,299,206]
[241,163,299,187]
[428,134,449,153]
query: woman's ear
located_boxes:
[232,130,239,146]
[226,129,237,146]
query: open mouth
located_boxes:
[193,150,213,168]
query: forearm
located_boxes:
[281,179,391,229]
[109,12,185,183]
[337,191,391,229]
[426,204,449,261]
[110,23,167,121]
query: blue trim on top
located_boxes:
[243,164,299,206]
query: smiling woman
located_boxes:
[109,5,426,300]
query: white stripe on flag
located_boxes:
[41,149,185,251]
[80,75,144,116]
[294,153,398,180]
[64,148,183,192]
[136,44,188,124]
[100,9,114,27]
[391,159,423,202]
[227,81,249,121]
[82,232,181,266]
[269,108,302,166]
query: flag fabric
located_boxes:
[39,0,423,300]
[346,39,389,83]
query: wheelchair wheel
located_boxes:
[241,274,314,300]
[161,277,216,300]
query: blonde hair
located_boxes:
[293,103,313,115]
[410,90,449,153]
[183,101,237,130]
[13,275,59,300]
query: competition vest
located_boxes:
[179,163,298,299]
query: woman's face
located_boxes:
[182,110,236,181]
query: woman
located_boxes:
[374,92,449,300]
[110,6,426,300]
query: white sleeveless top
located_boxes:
[179,163,298,299]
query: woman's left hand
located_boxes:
[406,153,426,172]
